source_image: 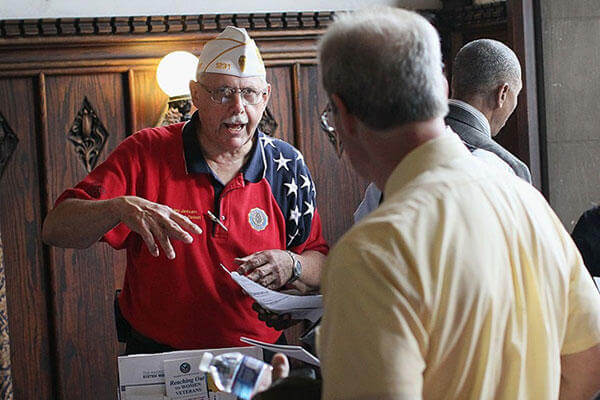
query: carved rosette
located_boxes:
[0,112,19,180]
[258,107,278,136]
[68,97,109,172]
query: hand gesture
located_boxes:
[235,249,294,290]
[117,196,202,259]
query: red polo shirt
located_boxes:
[55,113,328,349]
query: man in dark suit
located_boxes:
[352,39,532,221]
[447,38,532,183]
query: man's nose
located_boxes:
[229,92,246,114]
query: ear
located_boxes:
[443,75,450,98]
[264,83,272,104]
[495,83,510,109]
[331,94,358,138]
[189,80,200,108]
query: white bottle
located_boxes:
[199,352,273,400]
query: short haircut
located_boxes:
[318,7,448,131]
[451,39,521,100]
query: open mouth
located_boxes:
[224,123,245,133]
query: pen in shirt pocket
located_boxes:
[207,210,228,232]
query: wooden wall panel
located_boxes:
[43,73,128,399]
[0,77,53,399]
[131,68,167,133]
[265,66,294,144]
[297,65,369,245]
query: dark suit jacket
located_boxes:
[445,102,532,183]
[572,206,600,277]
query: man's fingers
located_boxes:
[247,267,271,282]
[234,255,251,263]
[236,252,269,275]
[271,354,290,381]
[148,219,176,260]
[170,212,203,235]
[138,220,159,257]
[160,218,194,244]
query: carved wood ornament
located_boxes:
[258,107,278,136]
[0,112,18,179]
[67,97,109,172]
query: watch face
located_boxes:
[289,259,302,283]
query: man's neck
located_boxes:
[368,117,447,191]
[197,128,255,184]
[451,96,494,134]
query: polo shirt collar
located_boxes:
[384,128,470,198]
[182,111,265,183]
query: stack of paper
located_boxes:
[240,337,320,367]
[221,264,323,323]
[118,346,262,400]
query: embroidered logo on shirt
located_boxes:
[248,208,268,231]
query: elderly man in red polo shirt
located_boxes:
[42,26,328,354]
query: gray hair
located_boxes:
[318,7,448,131]
[451,39,521,100]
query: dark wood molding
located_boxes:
[0,12,334,39]
[438,2,507,29]
[0,16,329,75]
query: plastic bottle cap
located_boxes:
[199,352,214,372]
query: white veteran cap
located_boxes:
[196,26,266,79]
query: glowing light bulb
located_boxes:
[156,51,199,98]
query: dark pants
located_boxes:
[115,292,286,358]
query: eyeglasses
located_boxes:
[320,102,343,158]
[200,83,267,106]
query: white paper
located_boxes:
[163,357,209,399]
[240,337,320,367]
[221,264,323,323]
[594,277,600,292]
[118,346,262,400]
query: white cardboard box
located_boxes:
[118,346,263,400]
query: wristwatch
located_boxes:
[286,250,302,283]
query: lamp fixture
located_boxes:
[155,51,199,126]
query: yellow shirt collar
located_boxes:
[384,129,470,198]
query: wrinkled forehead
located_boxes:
[198,72,267,89]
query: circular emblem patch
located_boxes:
[180,362,191,374]
[248,208,268,231]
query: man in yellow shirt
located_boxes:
[316,7,600,399]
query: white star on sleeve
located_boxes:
[290,205,301,226]
[274,152,291,171]
[284,177,298,198]
[261,135,277,148]
[300,174,311,192]
[303,200,314,219]
[295,150,305,164]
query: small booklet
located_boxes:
[220,263,323,323]
[240,336,320,367]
